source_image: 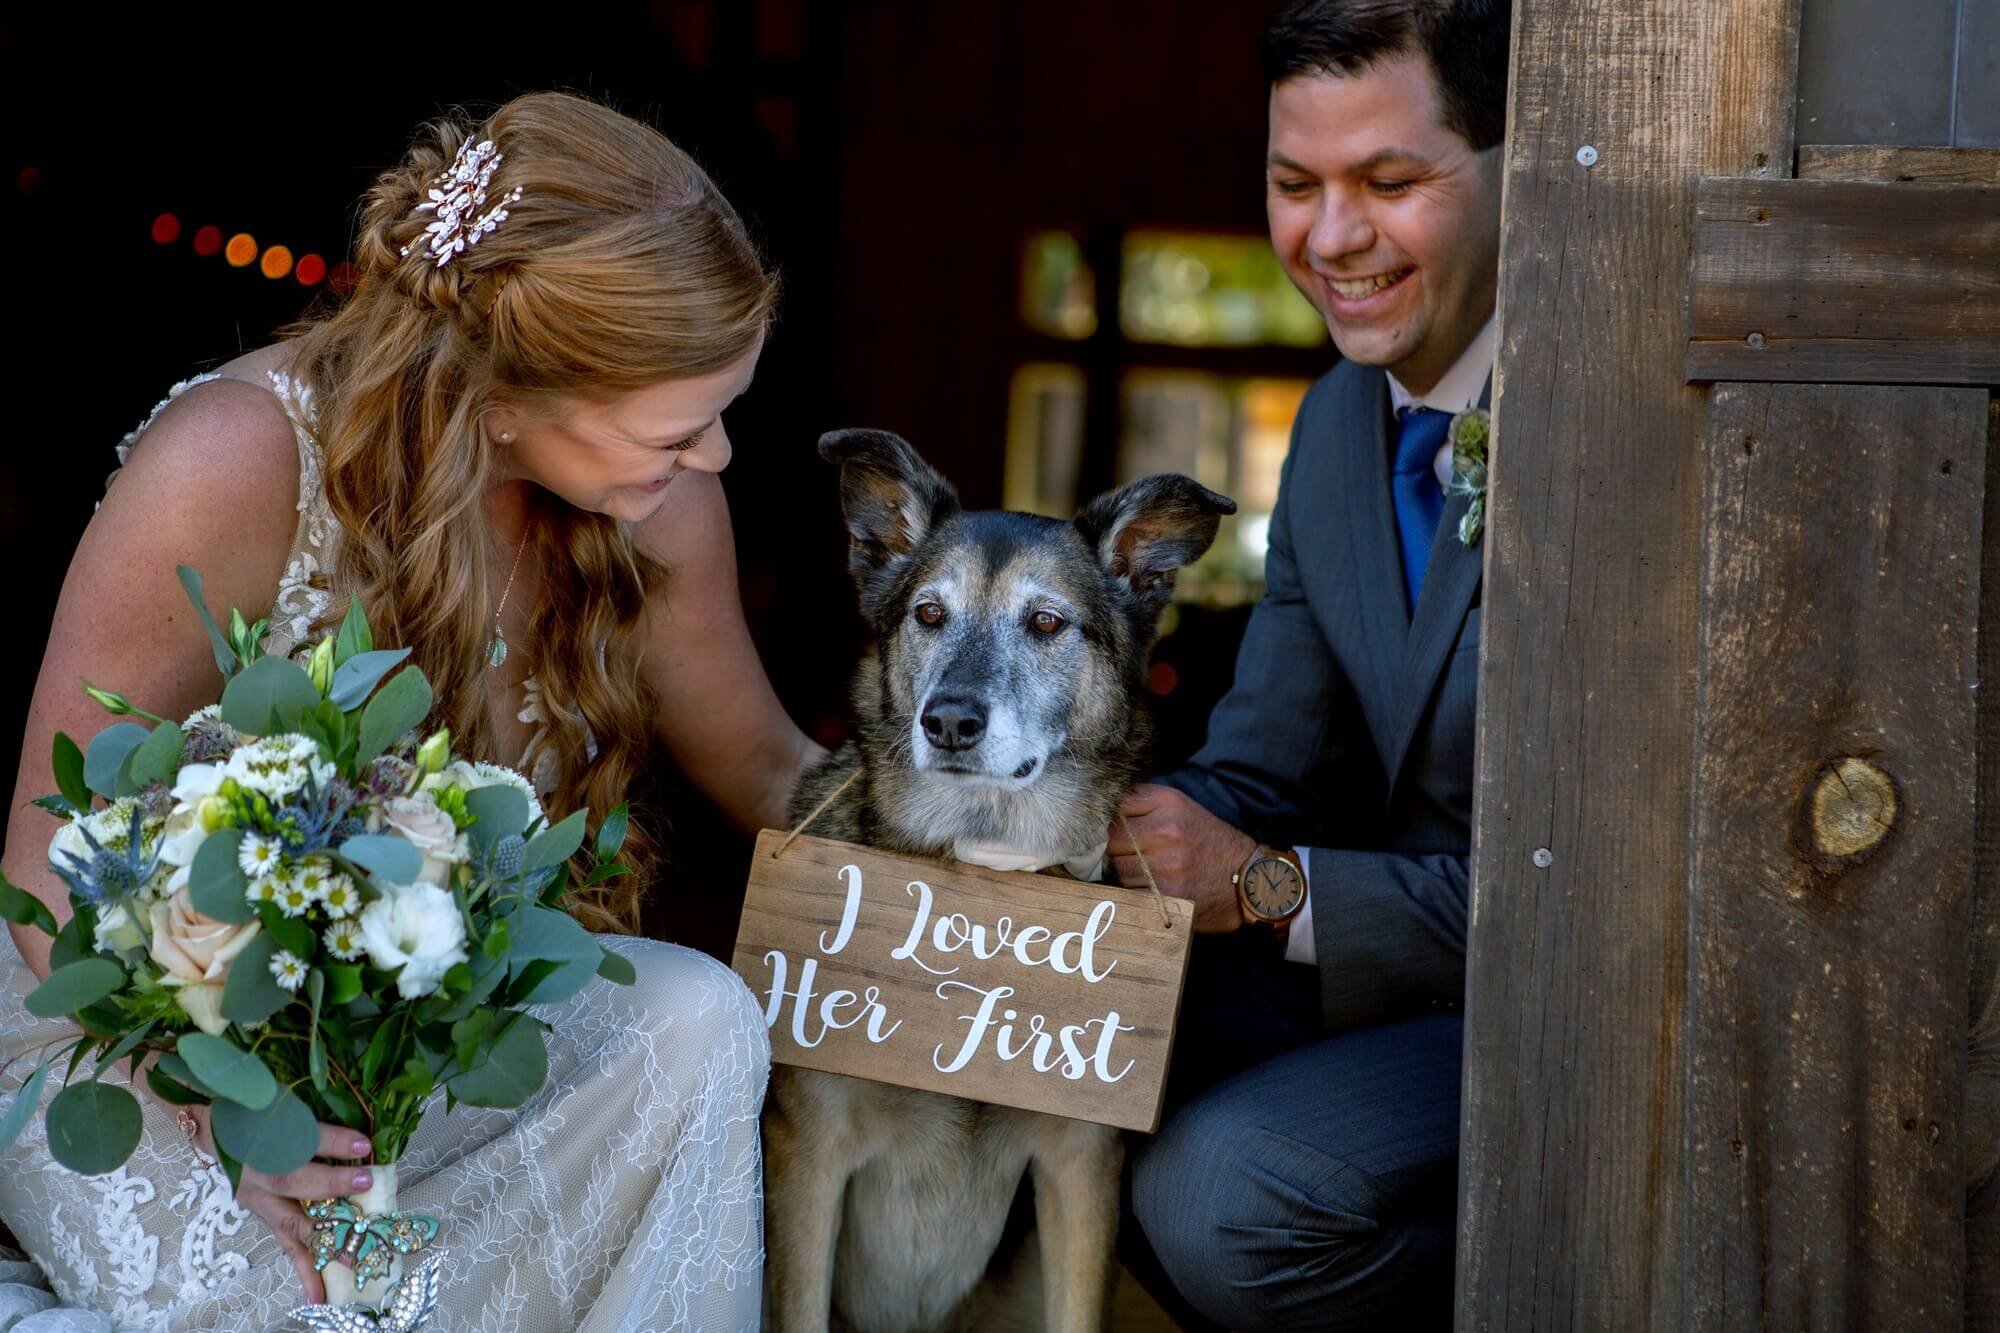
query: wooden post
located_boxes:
[1458,0,1801,1326]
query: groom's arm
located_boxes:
[1113,387,1467,1030]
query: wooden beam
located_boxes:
[1688,382,1983,1327]
[1798,145,2000,185]
[1458,0,1800,1326]
[1686,177,2000,386]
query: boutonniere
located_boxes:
[1446,407,1490,548]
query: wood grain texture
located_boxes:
[1972,397,2000,1331]
[1458,0,1800,1327]
[1797,145,2000,185]
[731,830,1192,1132]
[1686,177,2000,385]
[1688,383,1982,1329]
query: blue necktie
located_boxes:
[1391,407,1450,614]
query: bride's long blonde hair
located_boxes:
[282,92,778,932]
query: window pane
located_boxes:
[1120,230,1326,348]
[1119,371,1313,605]
[1003,363,1087,516]
[1021,231,1097,339]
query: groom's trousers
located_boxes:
[1125,931,1463,1332]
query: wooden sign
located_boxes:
[732,830,1194,1132]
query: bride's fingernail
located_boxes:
[350,1138,371,1157]
[351,1171,373,1191]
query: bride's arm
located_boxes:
[3,379,300,977]
[636,470,827,835]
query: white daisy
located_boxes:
[317,873,361,919]
[238,832,281,879]
[269,949,308,992]
[274,873,315,918]
[246,870,284,907]
[293,857,333,902]
[222,734,334,802]
[324,919,364,961]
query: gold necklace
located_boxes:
[488,531,528,669]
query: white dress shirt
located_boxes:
[1283,312,1496,967]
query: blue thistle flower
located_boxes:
[52,805,162,905]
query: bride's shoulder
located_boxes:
[114,349,303,498]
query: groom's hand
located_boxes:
[1110,784,1257,933]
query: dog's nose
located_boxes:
[921,698,987,752]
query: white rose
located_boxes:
[380,794,470,886]
[93,902,145,955]
[358,882,468,999]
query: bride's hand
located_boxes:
[176,1102,373,1305]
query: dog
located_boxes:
[762,428,1233,1332]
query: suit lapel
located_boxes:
[1383,374,1491,791]
[1338,372,1409,774]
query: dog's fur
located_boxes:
[763,430,1232,1332]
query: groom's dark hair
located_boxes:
[1261,0,1510,151]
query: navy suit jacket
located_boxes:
[1165,358,1482,1034]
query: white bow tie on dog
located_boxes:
[953,838,1109,884]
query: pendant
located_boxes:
[488,634,508,669]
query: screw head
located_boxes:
[1532,847,1554,868]
[1746,331,1767,349]
[1576,145,1599,168]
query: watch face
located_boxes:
[1243,856,1304,920]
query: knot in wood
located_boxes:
[1807,757,1897,860]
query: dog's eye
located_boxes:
[914,601,947,628]
[1029,610,1066,637]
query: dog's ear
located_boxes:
[818,429,960,611]
[1074,474,1237,612]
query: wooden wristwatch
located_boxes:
[1233,844,1306,929]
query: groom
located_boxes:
[1110,0,1507,1327]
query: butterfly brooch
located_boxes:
[289,1250,444,1333]
[304,1197,441,1292]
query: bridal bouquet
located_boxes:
[0,566,634,1311]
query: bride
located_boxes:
[0,92,819,1330]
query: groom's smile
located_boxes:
[1265,49,1501,395]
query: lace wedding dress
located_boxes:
[0,373,771,1331]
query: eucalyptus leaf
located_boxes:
[354,668,433,768]
[521,811,587,877]
[31,796,80,819]
[83,724,149,800]
[340,835,422,887]
[212,1084,317,1175]
[447,1013,548,1109]
[596,949,637,985]
[46,1080,142,1175]
[155,1052,213,1099]
[25,959,126,1019]
[127,723,185,790]
[177,565,239,677]
[176,1033,277,1110]
[52,733,89,810]
[189,830,254,924]
[463,786,529,856]
[329,648,413,711]
[0,1056,52,1154]
[49,909,93,971]
[220,933,290,1026]
[220,656,320,736]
